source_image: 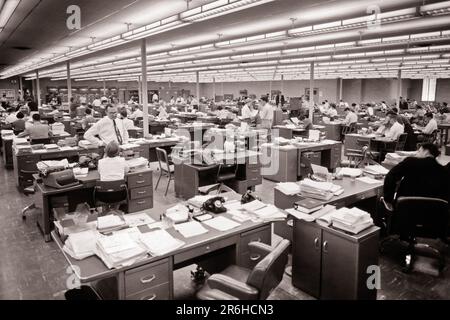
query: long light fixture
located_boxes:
[0,0,20,32]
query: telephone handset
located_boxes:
[202,196,227,214]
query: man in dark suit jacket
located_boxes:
[383,143,450,209]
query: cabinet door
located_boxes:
[292,220,322,297]
[320,230,358,300]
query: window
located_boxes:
[421,78,437,101]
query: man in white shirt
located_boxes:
[92,96,101,107]
[421,112,438,135]
[384,113,404,140]
[129,105,143,119]
[343,107,358,126]
[84,104,129,146]
[241,99,255,119]
[4,108,17,124]
[157,104,169,119]
[152,93,159,103]
[258,96,274,129]
[176,96,185,104]
[118,107,135,131]
[326,104,338,118]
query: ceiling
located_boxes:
[2,0,450,82]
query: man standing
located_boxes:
[84,104,128,146]
[258,96,274,130]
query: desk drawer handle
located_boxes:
[137,191,147,195]
[250,254,261,261]
[140,274,156,284]
[314,238,320,250]
[323,241,328,253]
[140,293,156,300]
[136,180,146,184]
[137,200,146,205]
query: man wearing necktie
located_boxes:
[84,104,129,146]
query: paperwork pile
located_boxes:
[95,233,147,269]
[276,182,301,195]
[382,152,415,167]
[316,207,373,234]
[126,157,149,170]
[63,229,98,260]
[299,179,343,201]
[97,214,127,233]
[241,200,287,221]
[173,220,208,238]
[363,164,389,179]
[139,229,185,256]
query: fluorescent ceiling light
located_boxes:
[0,0,20,31]
[180,0,275,22]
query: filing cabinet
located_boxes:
[292,219,379,300]
[238,225,271,269]
[126,170,153,213]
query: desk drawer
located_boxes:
[130,185,153,200]
[40,151,78,160]
[125,259,169,297]
[174,235,238,265]
[247,175,262,187]
[126,282,170,300]
[246,167,261,180]
[128,172,152,188]
[240,225,271,254]
[19,155,39,171]
[128,197,153,213]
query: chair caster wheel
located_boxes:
[191,266,206,283]
[22,215,26,220]
[402,254,413,273]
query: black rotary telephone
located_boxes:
[202,196,227,214]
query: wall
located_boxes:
[436,79,450,103]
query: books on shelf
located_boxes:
[294,198,323,214]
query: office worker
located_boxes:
[343,107,358,126]
[84,104,129,146]
[258,95,274,129]
[241,99,255,119]
[157,104,169,120]
[5,107,18,124]
[82,108,96,130]
[129,105,143,119]
[421,112,438,135]
[12,112,26,134]
[17,113,49,140]
[118,108,135,131]
[327,103,338,119]
[98,141,129,182]
[383,143,450,211]
[383,113,404,140]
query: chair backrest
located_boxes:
[395,196,449,241]
[216,163,238,180]
[246,239,290,299]
[94,179,128,204]
[156,147,171,173]
[395,133,408,151]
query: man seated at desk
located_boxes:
[82,108,97,130]
[118,107,135,131]
[376,112,404,140]
[17,113,49,140]
[4,107,17,124]
[157,103,169,120]
[241,99,258,120]
[12,112,26,134]
[382,143,450,212]
[98,141,129,181]
[84,104,129,146]
[325,103,338,119]
[343,107,358,126]
[129,105,143,120]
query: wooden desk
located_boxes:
[1,135,13,168]
[274,126,307,139]
[322,123,342,141]
[51,192,271,300]
[344,133,376,155]
[173,151,261,199]
[34,167,153,241]
[261,141,342,182]
[273,177,383,243]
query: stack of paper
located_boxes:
[383,152,408,167]
[299,179,343,201]
[72,167,89,178]
[188,195,216,208]
[202,216,241,231]
[139,229,185,256]
[276,182,301,195]
[1,130,14,137]
[173,221,208,238]
[363,164,389,177]
[95,233,147,269]
[337,168,362,178]
[63,229,99,260]
[97,215,127,233]
[241,200,267,212]
[120,143,140,150]
[331,207,374,234]
[165,204,190,224]
[44,144,59,150]
[286,205,336,222]
[123,213,155,227]
[252,205,287,221]
[126,157,149,170]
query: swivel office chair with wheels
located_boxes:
[197,239,290,300]
[198,163,238,195]
[380,196,449,274]
[93,180,128,214]
[155,147,174,196]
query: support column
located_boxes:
[67,61,72,106]
[138,76,142,103]
[36,70,41,107]
[309,62,315,121]
[397,69,402,108]
[103,80,106,97]
[196,71,200,99]
[269,80,272,99]
[338,77,343,101]
[281,74,284,94]
[19,76,23,101]
[141,39,149,138]
[221,82,224,96]
[213,77,216,100]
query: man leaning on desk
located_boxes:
[84,104,129,146]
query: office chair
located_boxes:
[20,168,40,220]
[379,196,449,274]
[93,180,128,213]
[197,163,238,195]
[418,129,438,146]
[155,147,174,196]
[197,239,290,300]
[341,122,357,138]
